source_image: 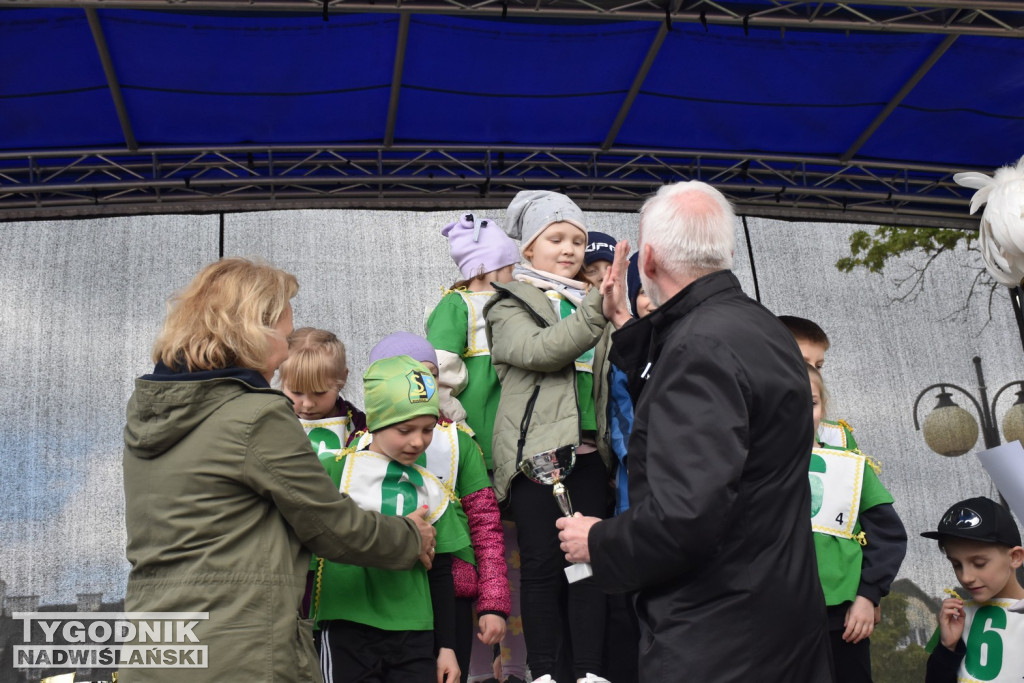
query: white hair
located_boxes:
[639,180,735,279]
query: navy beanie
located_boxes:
[627,252,643,317]
[585,231,617,266]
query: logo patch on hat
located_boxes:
[944,506,982,530]
[407,370,437,404]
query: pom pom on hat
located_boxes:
[442,213,520,279]
[369,332,438,368]
[504,190,587,254]
[363,355,439,432]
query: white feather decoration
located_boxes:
[954,156,1024,287]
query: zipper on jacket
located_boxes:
[515,385,542,467]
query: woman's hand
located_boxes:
[405,506,436,569]
[477,614,506,645]
[436,646,460,683]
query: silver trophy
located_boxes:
[519,446,594,583]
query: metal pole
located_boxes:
[973,356,1000,449]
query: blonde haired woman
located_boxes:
[122,258,435,683]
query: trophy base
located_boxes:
[564,562,594,583]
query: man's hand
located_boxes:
[556,512,601,563]
[600,240,632,329]
[405,506,436,569]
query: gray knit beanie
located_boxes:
[504,190,587,255]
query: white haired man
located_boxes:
[560,181,834,682]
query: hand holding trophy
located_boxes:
[519,445,594,582]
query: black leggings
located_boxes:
[508,451,608,680]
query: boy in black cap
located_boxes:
[922,496,1024,683]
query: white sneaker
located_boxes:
[577,675,611,683]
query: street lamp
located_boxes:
[913,356,1024,458]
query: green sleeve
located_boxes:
[454,429,491,498]
[426,292,470,354]
[434,499,472,555]
[860,463,895,511]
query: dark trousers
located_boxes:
[508,451,608,680]
[320,619,435,683]
[829,630,873,683]
[604,592,640,683]
[454,597,473,683]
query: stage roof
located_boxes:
[2,1,1023,227]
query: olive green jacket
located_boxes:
[484,282,612,501]
[121,370,421,682]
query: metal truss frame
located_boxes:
[0,145,982,228]
[8,1,1024,37]
[1,1,1017,224]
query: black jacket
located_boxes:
[590,270,834,683]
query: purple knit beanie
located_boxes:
[442,213,520,279]
[368,332,438,368]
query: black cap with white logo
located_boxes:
[921,496,1022,547]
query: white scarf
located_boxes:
[513,264,588,306]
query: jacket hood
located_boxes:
[124,364,279,460]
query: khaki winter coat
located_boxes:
[121,370,421,682]
[484,282,612,501]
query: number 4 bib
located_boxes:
[808,447,865,540]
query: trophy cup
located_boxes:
[519,445,594,583]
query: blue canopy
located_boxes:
[1,2,1022,226]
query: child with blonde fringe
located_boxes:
[279,327,366,453]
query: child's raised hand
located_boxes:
[938,596,966,651]
[436,646,460,683]
[477,613,506,645]
[842,595,875,644]
[599,240,632,329]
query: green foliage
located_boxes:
[836,226,975,275]
[872,592,930,683]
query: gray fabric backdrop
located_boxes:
[1,208,1018,627]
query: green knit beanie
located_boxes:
[363,355,439,432]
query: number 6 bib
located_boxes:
[808,447,865,541]
[339,450,449,523]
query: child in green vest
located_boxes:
[279,327,366,452]
[426,213,526,683]
[355,332,509,683]
[923,496,1024,683]
[808,365,907,683]
[310,355,465,683]
[782,315,859,450]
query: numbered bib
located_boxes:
[817,419,852,449]
[339,450,449,523]
[958,600,1024,682]
[808,447,864,539]
[353,423,460,502]
[545,291,594,373]
[300,415,353,457]
[457,290,495,358]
